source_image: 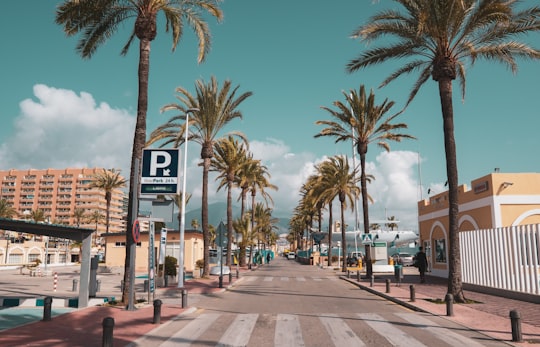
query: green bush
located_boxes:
[164,256,177,277]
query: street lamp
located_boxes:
[178,107,199,289]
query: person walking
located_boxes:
[266,252,271,264]
[415,247,428,283]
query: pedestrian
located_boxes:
[415,247,428,283]
[266,253,271,264]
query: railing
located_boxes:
[460,224,540,295]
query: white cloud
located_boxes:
[0,84,134,174]
[0,85,425,233]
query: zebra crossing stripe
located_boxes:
[396,313,486,347]
[319,314,365,346]
[245,277,257,282]
[297,277,306,281]
[312,278,322,281]
[275,314,305,346]
[216,313,258,347]
[264,276,273,281]
[280,277,289,281]
[358,313,427,347]
[160,313,219,347]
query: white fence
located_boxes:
[460,224,540,295]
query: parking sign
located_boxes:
[141,148,180,194]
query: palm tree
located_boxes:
[72,208,86,227]
[346,0,540,302]
[386,216,398,231]
[149,76,252,277]
[318,156,361,272]
[252,202,279,254]
[86,210,105,247]
[0,199,17,219]
[191,219,200,230]
[315,85,414,277]
[211,136,249,266]
[90,169,126,234]
[30,209,47,223]
[233,215,257,267]
[56,0,223,305]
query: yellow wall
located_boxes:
[417,173,540,276]
[104,231,203,273]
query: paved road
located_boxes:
[129,257,509,347]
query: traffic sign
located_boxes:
[141,148,180,194]
[132,219,141,243]
[361,233,373,245]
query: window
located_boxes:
[435,239,447,263]
[28,253,40,263]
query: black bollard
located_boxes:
[153,299,162,324]
[102,317,114,347]
[236,268,240,279]
[181,289,188,308]
[445,293,454,316]
[43,296,53,321]
[72,279,78,292]
[357,271,360,282]
[510,310,523,342]
[385,279,391,293]
[410,285,416,302]
[219,275,223,288]
[370,275,375,287]
[229,272,233,283]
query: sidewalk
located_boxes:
[339,269,540,346]
[1,264,540,346]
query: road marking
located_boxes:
[245,277,257,282]
[281,277,289,281]
[160,313,219,347]
[396,313,486,347]
[319,313,365,346]
[358,313,427,347]
[297,277,306,281]
[275,314,305,346]
[312,277,322,281]
[217,313,258,347]
[264,276,273,282]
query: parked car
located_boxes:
[287,252,296,260]
[392,252,414,266]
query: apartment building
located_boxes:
[0,168,126,234]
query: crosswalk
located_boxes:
[244,276,338,282]
[133,311,496,347]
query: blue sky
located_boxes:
[1,1,540,232]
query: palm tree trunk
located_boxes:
[340,200,347,272]
[327,201,333,267]
[360,152,373,277]
[202,157,211,277]
[438,79,465,303]
[226,182,233,266]
[122,37,150,305]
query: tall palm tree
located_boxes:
[211,136,249,266]
[318,156,361,272]
[56,0,223,305]
[90,169,126,234]
[191,219,200,230]
[252,202,279,253]
[30,209,47,223]
[148,77,252,277]
[315,85,414,277]
[346,0,540,302]
[0,199,17,219]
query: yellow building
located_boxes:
[418,173,540,276]
[103,229,204,274]
[0,168,125,234]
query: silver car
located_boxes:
[392,252,414,266]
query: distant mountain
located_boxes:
[167,201,290,233]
